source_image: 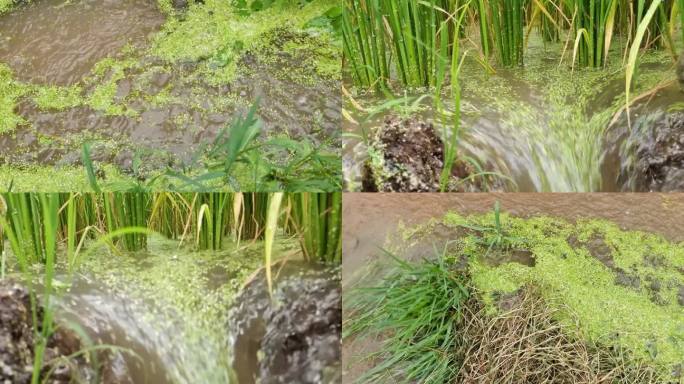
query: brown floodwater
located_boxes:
[342,193,684,383]
[0,0,164,85]
[0,1,340,174]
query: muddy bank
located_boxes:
[228,262,341,384]
[0,279,130,383]
[362,116,504,192]
[342,195,684,383]
[611,110,684,191]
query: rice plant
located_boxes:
[102,192,150,252]
[0,194,61,384]
[194,192,232,250]
[488,0,525,66]
[343,0,457,89]
[286,192,342,263]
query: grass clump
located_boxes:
[344,251,470,383]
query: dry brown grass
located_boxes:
[456,287,666,384]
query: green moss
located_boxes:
[151,0,339,85]
[0,0,16,15]
[438,211,684,373]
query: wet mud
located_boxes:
[363,116,502,192]
[614,111,684,191]
[228,261,341,384]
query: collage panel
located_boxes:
[0,0,342,192]
[342,0,684,192]
[0,192,341,383]
[342,193,684,383]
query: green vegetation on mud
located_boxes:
[434,211,684,374]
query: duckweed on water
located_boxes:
[0,0,341,190]
[72,235,300,382]
[435,211,684,374]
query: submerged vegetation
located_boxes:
[345,204,684,383]
[0,191,341,383]
[343,0,684,192]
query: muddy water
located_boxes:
[342,193,684,383]
[54,276,174,383]
[343,193,684,278]
[0,0,164,85]
[343,44,679,192]
[0,2,340,175]
[25,238,341,384]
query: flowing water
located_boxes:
[343,38,680,192]
[0,0,340,176]
[0,0,165,85]
[19,236,340,384]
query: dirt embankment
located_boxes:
[0,279,133,383]
[228,262,341,384]
[363,116,504,192]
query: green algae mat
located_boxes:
[399,211,684,376]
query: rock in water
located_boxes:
[227,262,341,384]
[678,53,684,92]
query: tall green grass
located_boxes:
[343,0,456,89]
[286,192,342,263]
[489,0,525,66]
[344,249,470,383]
[344,0,684,87]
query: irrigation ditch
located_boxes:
[0,0,342,191]
[342,0,684,192]
[0,192,342,383]
[342,193,684,383]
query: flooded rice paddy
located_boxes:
[2,236,341,383]
[0,0,341,190]
[343,38,682,192]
